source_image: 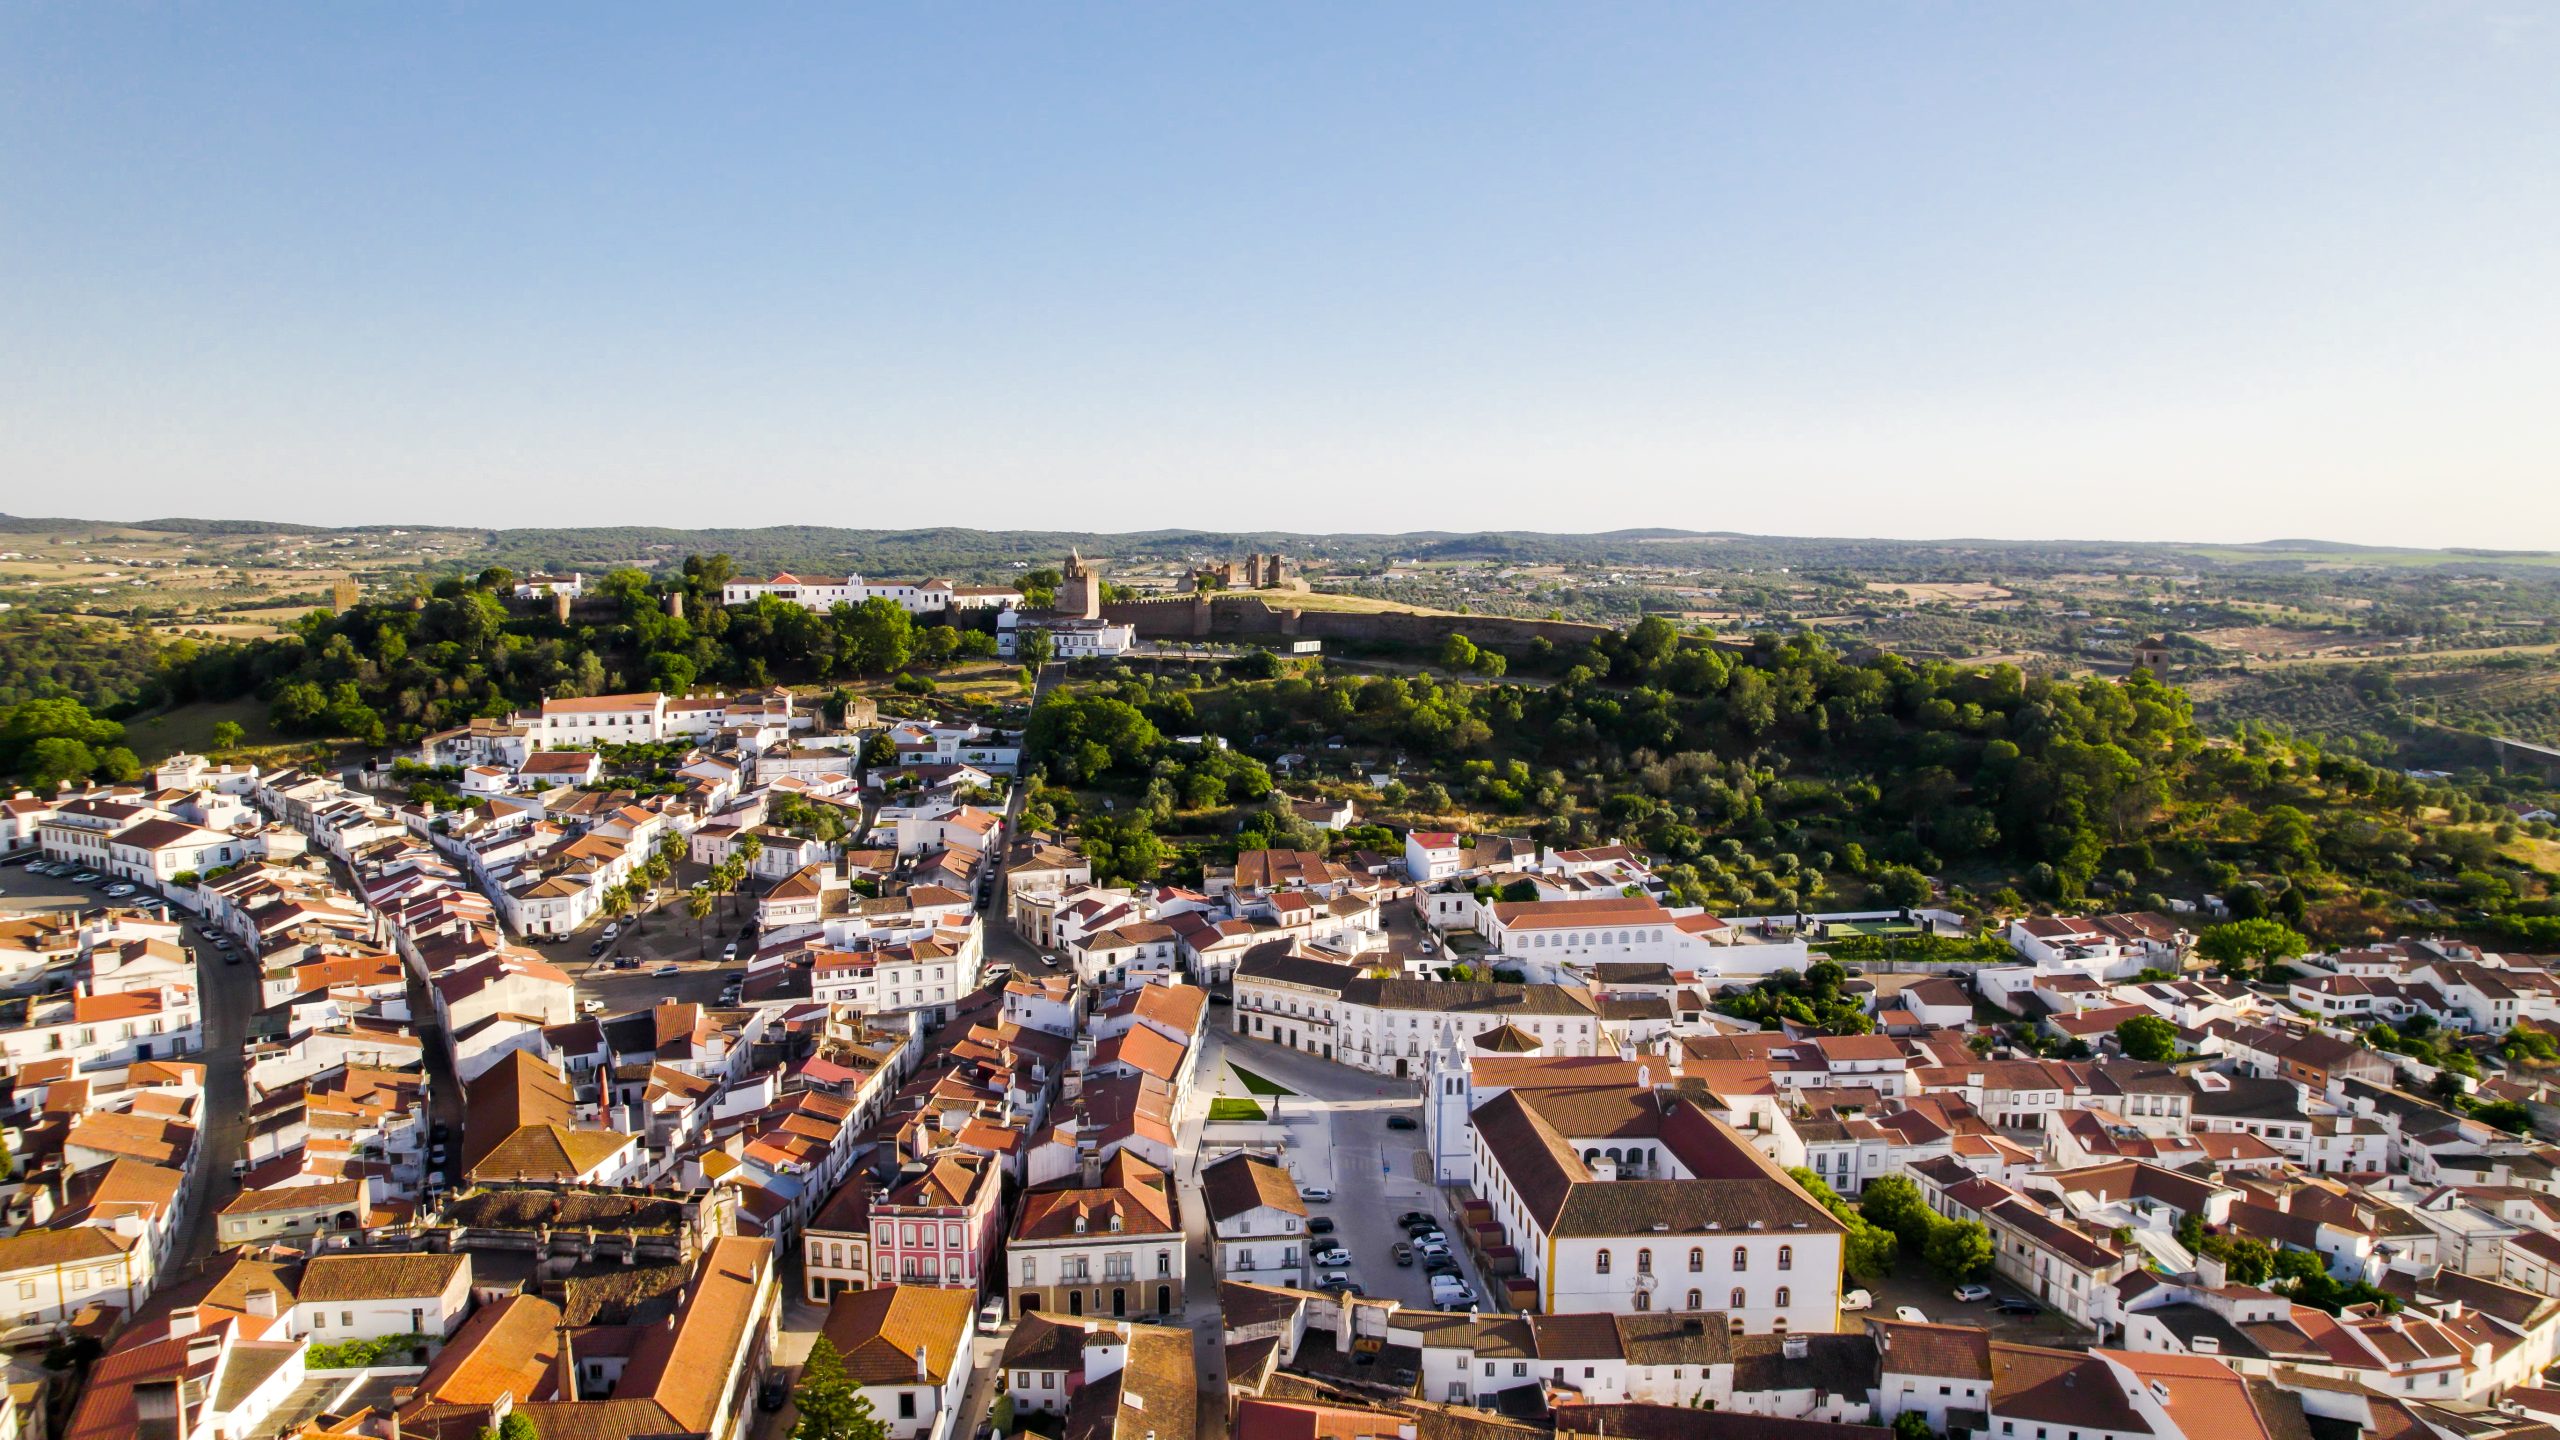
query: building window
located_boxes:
[1637,1248,1652,1274]
[1778,1245,1793,1271]
[1686,1289,1702,1310]
[1596,1249,1612,1274]
[1732,1245,1748,1271]
[1730,1287,1745,1308]
[1634,1290,1651,1312]
[1775,1287,1790,1308]
[1689,1247,1704,1272]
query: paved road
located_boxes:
[1167,1024,1487,1440]
[1190,1029,1486,1311]
[2,862,258,1270]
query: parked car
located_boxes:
[582,998,607,1015]
[1398,1212,1435,1229]
[1895,1306,1928,1324]
[105,882,137,897]
[1311,1245,1350,1267]
[1391,1243,1414,1266]
[1994,1298,2041,1316]
[723,941,739,962]
[588,939,609,957]
[1307,1217,1336,1235]
[1425,1258,1461,1278]
[1320,1270,1352,1289]
[651,963,680,976]
[1301,1186,1334,1203]
[725,971,746,984]
[71,871,102,885]
[1841,1289,1873,1312]
[223,950,242,965]
[757,1376,788,1412]
[601,922,621,941]
[1385,1115,1418,1131]
[1953,1283,1993,1304]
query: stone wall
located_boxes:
[1097,594,1611,650]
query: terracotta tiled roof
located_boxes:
[820,1285,975,1384]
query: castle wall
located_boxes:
[1096,594,1610,650]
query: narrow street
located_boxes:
[170,905,257,1267]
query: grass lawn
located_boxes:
[122,696,298,765]
[1230,1065,1294,1097]
[1208,1098,1267,1123]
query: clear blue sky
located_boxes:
[5,5,2557,545]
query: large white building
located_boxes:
[722,573,1021,615]
[1230,945,1605,1077]
[1469,1085,1845,1330]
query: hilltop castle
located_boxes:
[1191,552,1306,593]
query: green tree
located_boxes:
[1017,627,1054,670]
[794,1336,888,1440]
[21,736,98,787]
[1873,865,1932,908]
[1922,1218,1993,1281]
[1858,1175,1930,1245]
[2471,1100,2533,1134]
[2195,919,2308,977]
[2114,1014,2179,1064]
[211,720,245,752]
[476,1413,538,1440]
[1894,1413,1938,1440]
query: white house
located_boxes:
[818,1286,979,1440]
[1201,1154,1306,1282]
[292,1251,474,1343]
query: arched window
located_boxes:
[1596,1249,1612,1274]
[1688,1247,1704,1272]
[1729,1287,1746,1309]
[1778,1245,1793,1272]
[1686,1289,1702,1310]
[1637,1248,1653,1274]
[1634,1289,1652,1312]
[1775,1286,1792,1308]
[1732,1245,1748,1271]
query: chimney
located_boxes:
[246,1288,278,1319]
[134,1379,188,1437]
[556,1320,579,1398]
[915,1342,931,1383]
[168,1306,200,1339]
[1336,1299,1355,1353]
[1080,1144,1103,1188]
[1782,1336,1808,1360]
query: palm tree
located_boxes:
[686,883,715,933]
[597,882,631,933]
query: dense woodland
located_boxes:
[3,554,2555,954]
[1027,618,2560,950]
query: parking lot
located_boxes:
[521,881,760,1015]
[1,855,170,914]
[1859,1252,2092,1344]
[1203,1034,1491,1311]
